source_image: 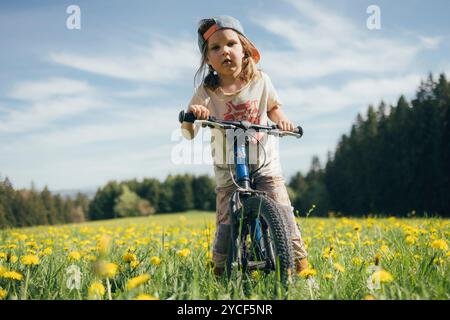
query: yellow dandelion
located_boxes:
[123,252,137,263]
[126,274,150,291]
[250,270,261,280]
[95,262,118,279]
[20,254,40,266]
[363,240,374,247]
[68,251,81,261]
[88,281,105,299]
[16,234,28,241]
[372,270,394,283]
[10,255,18,263]
[83,255,97,262]
[406,236,417,245]
[380,245,389,253]
[0,265,6,277]
[150,256,161,266]
[0,288,7,299]
[431,239,448,251]
[2,271,23,281]
[97,235,112,256]
[334,263,345,273]
[363,295,376,300]
[352,257,363,266]
[26,241,38,248]
[134,293,158,300]
[177,248,191,258]
[42,248,53,256]
[130,260,140,269]
[298,268,317,278]
[0,252,6,260]
[322,246,334,259]
[324,273,333,280]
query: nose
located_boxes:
[222,46,231,55]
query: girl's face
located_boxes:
[206,29,245,79]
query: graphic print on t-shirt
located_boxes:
[223,100,260,123]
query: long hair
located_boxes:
[194,20,260,91]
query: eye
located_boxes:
[210,45,219,51]
[227,41,236,47]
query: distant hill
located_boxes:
[53,187,98,199]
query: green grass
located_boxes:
[0,213,449,300]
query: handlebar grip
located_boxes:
[179,110,216,123]
[178,110,196,123]
[295,126,303,137]
[272,124,303,137]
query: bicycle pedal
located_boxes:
[247,261,268,270]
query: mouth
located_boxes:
[222,58,232,66]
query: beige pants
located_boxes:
[212,174,308,268]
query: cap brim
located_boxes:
[248,41,261,64]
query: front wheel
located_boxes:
[227,194,294,287]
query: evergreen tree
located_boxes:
[136,178,161,212]
[158,175,174,213]
[192,175,216,211]
[88,181,122,220]
[171,174,194,212]
[41,186,58,224]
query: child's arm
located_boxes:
[267,105,295,131]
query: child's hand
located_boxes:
[188,105,210,120]
[276,119,295,132]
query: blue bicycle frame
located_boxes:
[233,136,263,254]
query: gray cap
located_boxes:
[197,15,260,63]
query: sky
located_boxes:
[0,0,449,192]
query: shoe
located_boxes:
[295,258,309,274]
[213,266,224,278]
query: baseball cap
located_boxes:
[197,15,261,64]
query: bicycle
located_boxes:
[178,110,303,289]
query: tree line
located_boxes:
[1,73,448,228]
[0,174,217,228]
[0,178,89,228]
[87,175,216,220]
[289,73,450,217]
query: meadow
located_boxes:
[0,212,449,300]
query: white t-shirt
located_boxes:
[187,71,284,188]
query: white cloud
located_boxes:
[10,77,92,101]
[49,38,199,83]
[112,87,169,99]
[279,74,422,121]
[419,35,443,50]
[9,106,181,149]
[0,77,105,134]
[252,0,425,83]
[0,95,105,134]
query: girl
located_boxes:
[181,15,308,276]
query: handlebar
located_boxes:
[178,110,303,139]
